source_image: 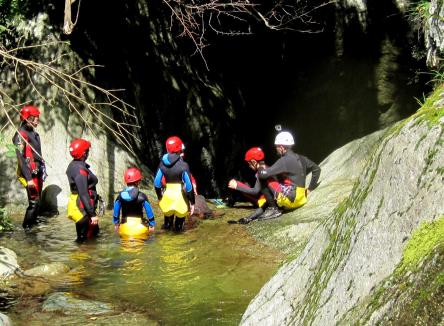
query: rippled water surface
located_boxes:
[0,208,282,325]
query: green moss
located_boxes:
[396,216,444,274]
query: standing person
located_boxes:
[13,105,46,228]
[113,167,155,240]
[66,139,99,242]
[227,147,281,224]
[154,136,195,232]
[257,131,321,220]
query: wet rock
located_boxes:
[0,247,20,279]
[0,313,12,326]
[42,292,113,315]
[7,277,51,297]
[24,262,69,278]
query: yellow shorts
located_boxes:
[67,194,85,223]
[159,183,189,218]
[276,187,307,209]
[119,217,149,240]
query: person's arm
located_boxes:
[182,170,195,205]
[112,197,122,225]
[74,169,95,217]
[143,199,156,227]
[13,132,33,182]
[236,178,261,196]
[153,168,164,200]
[257,158,287,179]
[301,156,321,191]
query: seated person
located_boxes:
[227,147,281,224]
[256,131,321,220]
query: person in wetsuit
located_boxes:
[113,167,155,235]
[257,131,321,220]
[13,105,47,228]
[228,147,282,224]
[66,139,99,242]
[154,136,195,232]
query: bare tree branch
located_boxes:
[0,41,140,156]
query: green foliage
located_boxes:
[0,0,27,26]
[0,133,18,158]
[0,207,14,232]
[407,0,432,30]
[397,216,444,273]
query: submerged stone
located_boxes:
[24,262,70,278]
[42,292,113,315]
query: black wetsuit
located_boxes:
[66,159,99,242]
[154,153,195,231]
[113,187,155,226]
[258,149,321,204]
[12,124,45,228]
[154,153,195,204]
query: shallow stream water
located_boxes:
[0,207,282,325]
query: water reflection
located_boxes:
[0,210,282,325]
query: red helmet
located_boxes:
[124,167,142,184]
[20,105,40,121]
[245,147,265,161]
[69,139,91,159]
[165,136,184,153]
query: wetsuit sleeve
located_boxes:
[182,170,195,205]
[113,196,122,224]
[301,155,321,191]
[257,158,287,179]
[143,200,155,226]
[154,168,164,200]
[13,132,32,181]
[74,170,95,217]
[236,178,261,196]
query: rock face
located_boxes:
[426,0,444,66]
[241,90,444,325]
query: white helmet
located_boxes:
[275,131,295,146]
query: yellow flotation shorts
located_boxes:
[159,183,189,218]
[67,193,85,223]
[276,187,307,209]
[119,217,149,240]
[17,166,28,187]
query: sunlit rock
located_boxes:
[0,247,19,279]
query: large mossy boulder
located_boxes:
[241,87,444,325]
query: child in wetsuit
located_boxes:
[113,168,155,237]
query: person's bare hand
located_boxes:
[27,180,35,188]
[91,216,99,225]
[228,179,237,189]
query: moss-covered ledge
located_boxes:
[340,216,444,325]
